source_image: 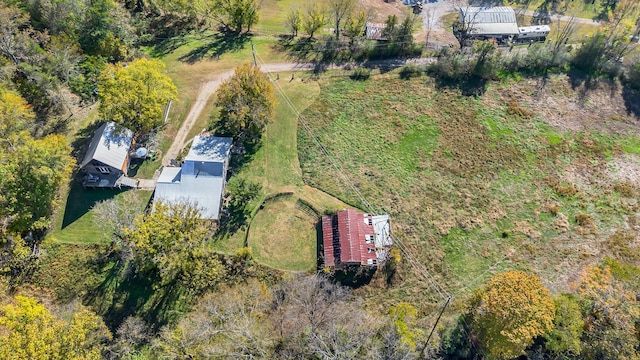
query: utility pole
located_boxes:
[419,296,452,359]
[251,41,257,66]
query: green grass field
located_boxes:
[211,75,350,270]
[48,185,152,245]
[298,72,640,302]
[248,196,318,272]
[504,0,634,21]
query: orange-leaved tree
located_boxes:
[469,270,555,359]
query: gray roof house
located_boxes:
[80,122,138,188]
[458,6,520,37]
[154,135,233,220]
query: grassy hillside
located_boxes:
[298,73,640,307]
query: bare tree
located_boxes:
[106,317,151,360]
[423,9,438,48]
[450,1,481,48]
[327,0,355,40]
[92,191,145,262]
[153,279,273,359]
[284,7,302,37]
[93,191,144,241]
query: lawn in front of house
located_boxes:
[48,183,152,245]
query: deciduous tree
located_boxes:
[79,0,136,60]
[98,58,177,134]
[93,191,146,263]
[0,133,74,232]
[0,85,34,139]
[469,271,555,359]
[153,279,273,358]
[213,63,276,145]
[575,265,640,359]
[388,302,421,348]
[343,9,367,46]
[0,296,111,360]
[284,7,302,37]
[207,0,260,33]
[125,201,224,289]
[544,294,584,356]
[302,2,327,39]
[327,0,355,40]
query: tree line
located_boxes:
[3,261,636,359]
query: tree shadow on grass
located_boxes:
[622,86,640,118]
[147,35,193,58]
[275,35,316,62]
[61,182,128,229]
[432,76,488,97]
[179,32,251,64]
[86,263,187,332]
[144,14,202,58]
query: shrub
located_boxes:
[350,68,371,81]
[506,97,534,119]
[399,64,423,79]
[235,247,253,262]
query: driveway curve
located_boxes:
[162,59,433,166]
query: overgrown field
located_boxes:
[298,73,640,308]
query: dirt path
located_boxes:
[162,63,321,166]
[162,60,433,166]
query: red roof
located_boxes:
[321,215,336,267]
[322,209,377,267]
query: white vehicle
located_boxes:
[517,25,551,42]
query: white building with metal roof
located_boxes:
[154,135,232,220]
[458,6,520,39]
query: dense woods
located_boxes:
[0,0,638,358]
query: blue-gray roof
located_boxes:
[80,122,134,171]
[155,171,225,219]
[154,135,232,220]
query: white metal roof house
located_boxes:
[154,135,233,220]
[457,6,520,38]
[80,122,138,188]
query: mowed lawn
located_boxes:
[248,196,319,272]
[298,73,640,303]
[211,75,350,271]
[49,184,152,245]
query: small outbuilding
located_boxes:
[154,135,232,220]
[365,22,388,40]
[79,122,137,188]
[321,209,393,268]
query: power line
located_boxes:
[253,50,451,303]
[251,50,483,356]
